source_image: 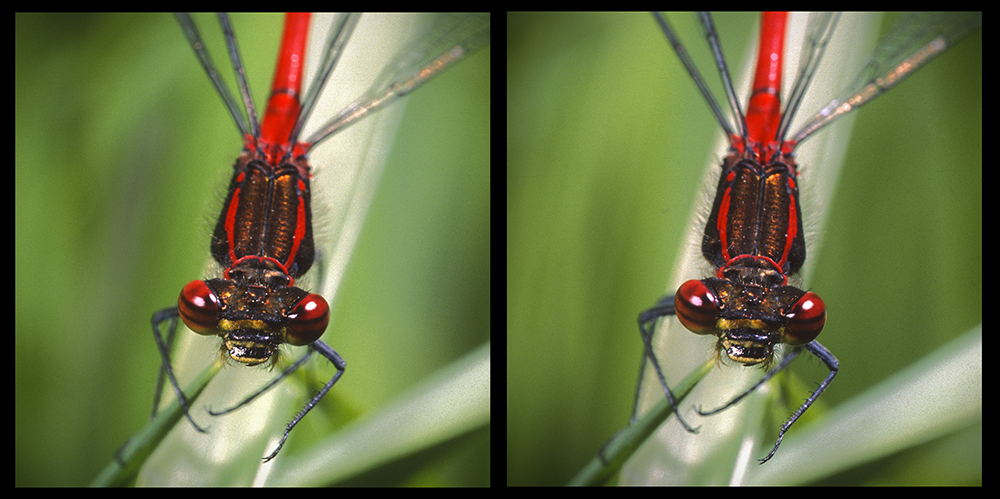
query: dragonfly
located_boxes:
[630,11,981,471]
[149,12,490,469]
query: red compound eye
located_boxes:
[178,280,221,335]
[783,291,826,345]
[285,293,329,346]
[674,280,719,334]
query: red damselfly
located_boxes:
[630,11,981,474]
[149,12,489,470]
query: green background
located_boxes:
[17,13,490,486]
[508,12,980,485]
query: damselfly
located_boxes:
[633,11,980,471]
[149,12,489,471]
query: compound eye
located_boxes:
[286,293,329,346]
[674,280,719,334]
[178,280,221,335]
[783,291,826,345]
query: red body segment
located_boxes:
[745,11,786,151]
[258,12,311,163]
